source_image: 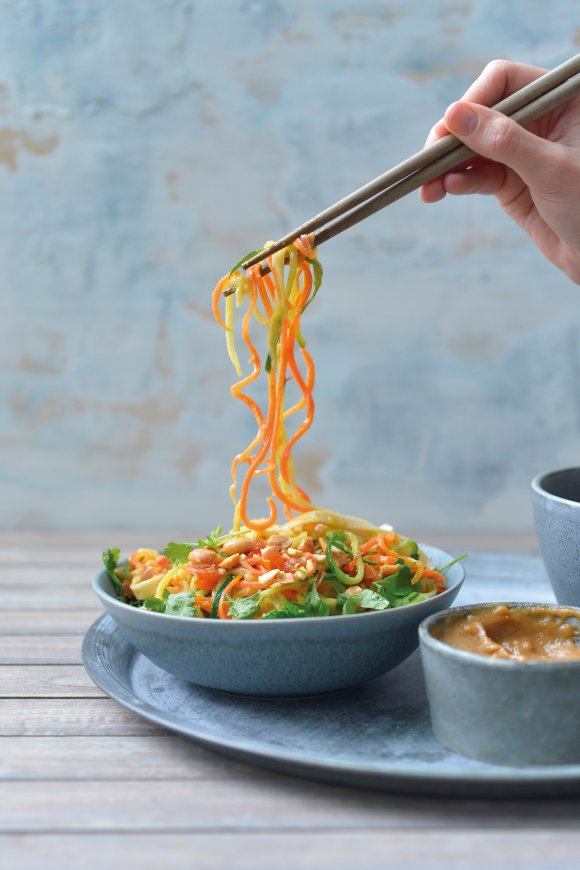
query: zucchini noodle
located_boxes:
[212,235,321,531]
[100,237,461,620]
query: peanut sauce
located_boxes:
[433,605,580,661]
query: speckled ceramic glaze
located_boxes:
[420,602,580,766]
[92,544,464,697]
[532,468,580,607]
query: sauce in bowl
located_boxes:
[432,604,580,661]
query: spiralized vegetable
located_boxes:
[100,241,462,619]
[105,510,451,620]
[212,235,320,531]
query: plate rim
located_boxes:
[82,613,580,794]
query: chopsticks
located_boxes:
[238,53,580,276]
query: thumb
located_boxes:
[444,100,556,189]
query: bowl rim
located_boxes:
[419,601,580,669]
[93,542,465,627]
[531,467,580,508]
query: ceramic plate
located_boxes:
[83,552,580,796]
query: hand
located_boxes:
[420,59,580,284]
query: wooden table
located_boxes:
[2,531,580,869]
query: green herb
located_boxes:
[262,583,330,619]
[142,596,167,613]
[210,574,233,619]
[165,592,197,617]
[226,592,261,620]
[304,583,330,616]
[304,257,323,308]
[197,525,223,551]
[229,248,264,275]
[102,547,122,593]
[339,589,391,613]
[265,353,272,373]
[163,541,195,564]
[373,564,414,600]
[262,600,310,619]
[323,571,346,594]
[341,597,357,615]
[372,564,435,608]
[164,526,225,564]
[326,530,364,586]
[436,553,468,574]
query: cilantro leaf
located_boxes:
[262,600,309,619]
[142,596,166,613]
[163,541,195,564]
[341,597,358,615]
[374,564,414,600]
[165,527,225,564]
[340,589,391,613]
[262,585,330,619]
[323,571,346,594]
[102,547,122,592]
[197,525,223,551]
[226,592,260,620]
[304,584,330,616]
[165,592,197,617]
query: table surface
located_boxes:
[2,530,580,870]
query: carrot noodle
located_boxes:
[108,238,453,621]
[212,236,321,531]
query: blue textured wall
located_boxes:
[1,0,579,533]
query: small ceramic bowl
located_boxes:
[532,467,580,606]
[420,602,580,766]
[92,543,464,697]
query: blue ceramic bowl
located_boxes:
[92,543,464,697]
[532,468,580,607]
[420,602,580,766]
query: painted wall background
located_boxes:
[0,0,579,534]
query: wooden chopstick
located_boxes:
[239,53,580,274]
[315,69,580,246]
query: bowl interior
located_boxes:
[421,601,580,666]
[534,467,580,505]
[93,542,465,625]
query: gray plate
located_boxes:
[82,552,580,797]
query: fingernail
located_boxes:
[446,102,479,136]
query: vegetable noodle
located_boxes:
[102,513,457,620]
[211,235,321,531]
[101,240,464,619]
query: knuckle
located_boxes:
[552,146,577,179]
[486,116,517,156]
[484,58,508,80]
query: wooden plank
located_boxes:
[0,611,99,635]
[0,699,161,736]
[0,736,256,781]
[0,831,576,870]
[2,780,580,833]
[1,588,99,611]
[0,565,101,586]
[0,532,185,563]
[0,666,104,698]
[0,636,82,664]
